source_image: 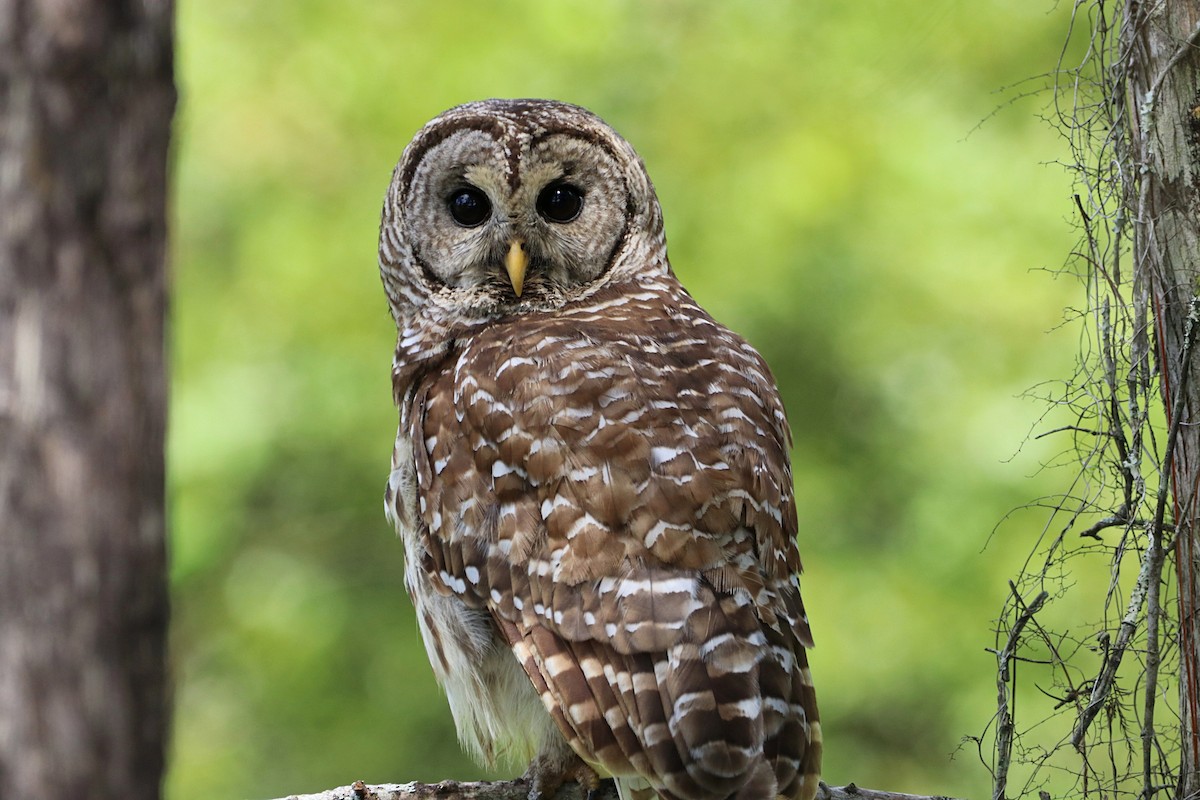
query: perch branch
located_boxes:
[272,779,967,800]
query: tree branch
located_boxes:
[272,779,966,800]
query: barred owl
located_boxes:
[379,99,820,800]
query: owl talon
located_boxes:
[523,747,600,800]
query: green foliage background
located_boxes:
[170,3,1084,798]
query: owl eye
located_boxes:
[448,187,491,227]
[536,183,584,223]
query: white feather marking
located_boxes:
[544,652,575,678]
[631,671,658,693]
[672,691,714,721]
[723,697,763,720]
[698,632,739,659]
[650,446,684,467]
[603,706,629,730]
[580,657,605,679]
[689,741,754,766]
[644,520,684,548]
[616,575,696,599]
[763,696,791,715]
[564,462,597,482]
[565,512,604,540]
[718,406,752,422]
[495,356,536,376]
[540,494,574,519]
[557,406,594,421]
[643,722,671,746]
[440,570,466,594]
[626,619,685,635]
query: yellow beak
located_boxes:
[505,239,528,297]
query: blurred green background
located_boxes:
[169,2,1085,798]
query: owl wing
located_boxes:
[411,286,820,800]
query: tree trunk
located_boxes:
[1127,1,1200,797]
[0,2,175,799]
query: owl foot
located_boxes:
[522,747,601,800]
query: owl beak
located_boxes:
[505,239,528,297]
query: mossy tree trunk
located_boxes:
[0,2,175,798]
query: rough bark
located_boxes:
[0,2,175,799]
[1126,1,1200,797]
[270,780,965,800]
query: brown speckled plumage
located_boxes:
[380,99,820,800]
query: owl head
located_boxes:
[379,99,668,325]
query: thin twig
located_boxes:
[1140,525,1165,800]
[994,584,1050,800]
[1069,511,1159,750]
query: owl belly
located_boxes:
[388,430,556,767]
[409,564,553,766]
